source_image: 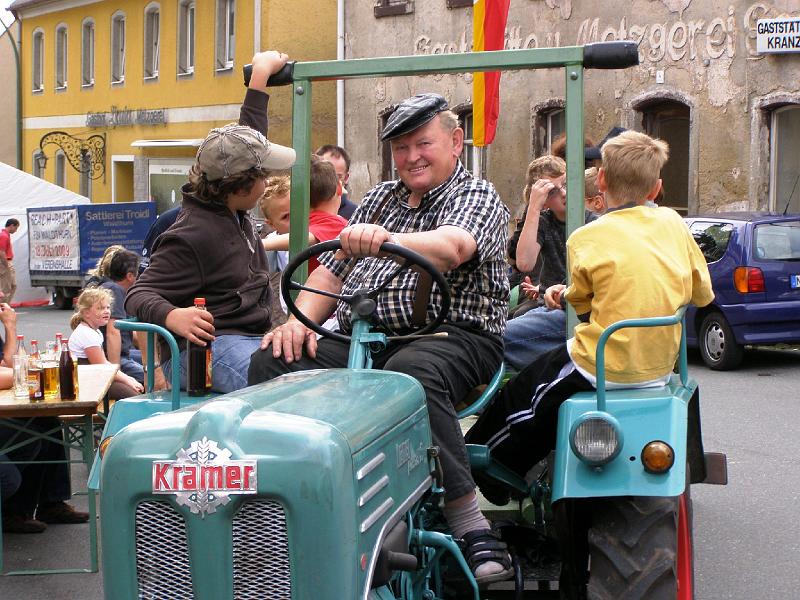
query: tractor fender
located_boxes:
[551,376,695,503]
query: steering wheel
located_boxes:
[280,239,452,344]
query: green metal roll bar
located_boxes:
[247,42,640,315]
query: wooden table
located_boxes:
[0,363,118,576]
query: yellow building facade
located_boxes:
[11,0,337,210]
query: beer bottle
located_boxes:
[54,332,64,355]
[187,298,212,396]
[59,338,77,401]
[27,340,44,402]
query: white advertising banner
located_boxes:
[28,208,80,271]
[757,18,800,54]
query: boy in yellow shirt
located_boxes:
[466,130,714,486]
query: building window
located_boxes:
[380,108,397,181]
[55,151,66,188]
[639,100,690,214]
[178,0,195,75]
[144,4,160,79]
[32,151,45,178]
[32,29,44,92]
[457,109,485,178]
[216,0,235,70]
[111,12,126,83]
[532,100,565,157]
[79,154,92,199]
[374,0,414,18]
[446,0,472,7]
[81,19,95,87]
[55,25,67,90]
[770,105,800,214]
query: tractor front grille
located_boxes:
[135,501,194,600]
[232,500,292,599]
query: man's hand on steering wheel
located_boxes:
[260,318,318,363]
[334,224,397,260]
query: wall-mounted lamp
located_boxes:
[38,130,106,181]
[34,152,48,171]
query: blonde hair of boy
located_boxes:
[70,287,113,330]
[259,175,291,221]
[522,155,566,205]
[600,131,669,204]
[584,167,600,198]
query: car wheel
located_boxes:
[699,312,744,370]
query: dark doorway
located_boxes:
[638,100,690,214]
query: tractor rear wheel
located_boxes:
[586,490,693,600]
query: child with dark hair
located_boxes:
[126,51,297,393]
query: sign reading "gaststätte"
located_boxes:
[757,18,800,54]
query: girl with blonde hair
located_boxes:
[68,288,143,399]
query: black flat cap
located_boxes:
[381,93,449,141]
[585,126,627,161]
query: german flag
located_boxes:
[472,0,510,147]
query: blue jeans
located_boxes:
[503,306,567,371]
[161,335,263,394]
[120,348,144,384]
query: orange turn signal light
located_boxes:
[641,441,674,474]
[734,266,765,293]
[98,436,114,459]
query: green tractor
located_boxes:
[94,43,727,599]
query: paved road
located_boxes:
[1,305,798,599]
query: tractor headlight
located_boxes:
[569,412,623,467]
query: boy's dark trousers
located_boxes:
[465,344,593,477]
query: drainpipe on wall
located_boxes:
[336,0,345,147]
[1,17,22,169]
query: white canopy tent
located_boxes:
[0,161,89,305]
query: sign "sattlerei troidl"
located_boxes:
[756,17,800,54]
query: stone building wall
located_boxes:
[342,1,800,218]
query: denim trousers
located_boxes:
[120,348,144,384]
[502,306,567,371]
[161,334,264,394]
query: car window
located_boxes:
[689,221,734,263]
[753,221,800,260]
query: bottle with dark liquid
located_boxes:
[187,298,212,396]
[59,338,77,401]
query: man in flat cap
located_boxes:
[249,93,513,584]
[126,50,297,394]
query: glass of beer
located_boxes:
[43,360,60,401]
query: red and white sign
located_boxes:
[153,437,257,517]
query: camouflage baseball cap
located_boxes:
[196,123,296,181]
[380,93,449,141]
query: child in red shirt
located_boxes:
[262,155,347,273]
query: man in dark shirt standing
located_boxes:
[249,94,513,585]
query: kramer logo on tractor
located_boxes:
[152,437,257,517]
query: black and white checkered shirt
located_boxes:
[318,162,510,336]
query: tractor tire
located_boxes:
[586,491,693,600]
[698,311,743,370]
